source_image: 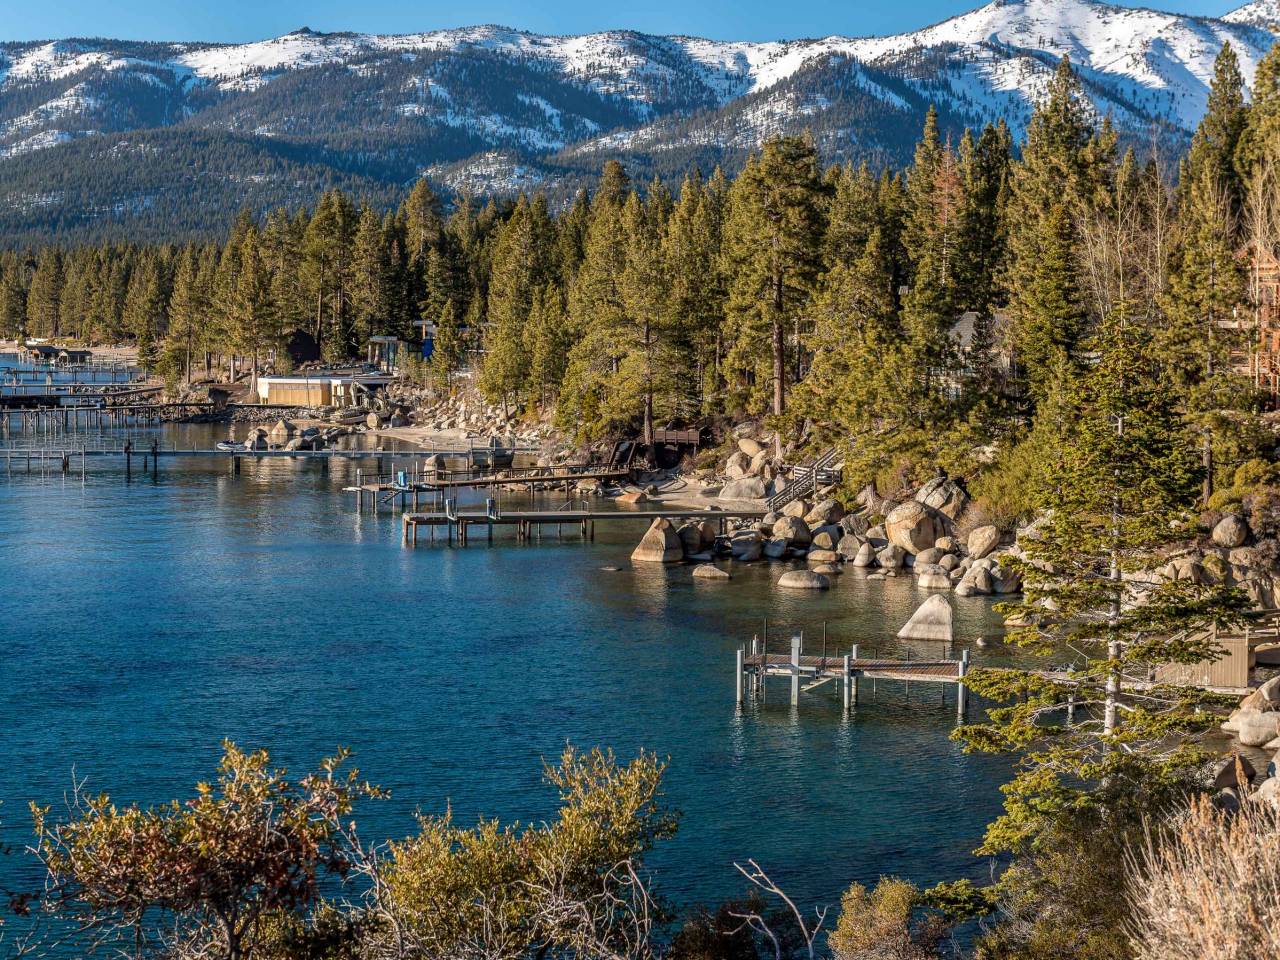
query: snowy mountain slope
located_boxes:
[0,0,1277,240]
[1226,1,1280,32]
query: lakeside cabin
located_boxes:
[255,372,394,408]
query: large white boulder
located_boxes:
[631,518,684,563]
[724,451,752,479]
[915,477,969,519]
[968,525,1001,560]
[804,499,845,527]
[897,594,953,641]
[1213,514,1250,549]
[718,477,767,501]
[772,516,813,547]
[692,563,731,580]
[1236,710,1280,748]
[885,501,946,554]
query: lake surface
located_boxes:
[0,415,1025,920]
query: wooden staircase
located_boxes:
[767,447,841,512]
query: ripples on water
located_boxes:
[0,419,1023,915]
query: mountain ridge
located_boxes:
[0,0,1275,243]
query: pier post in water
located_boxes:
[790,635,801,706]
[957,649,970,719]
[842,654,852,711]
[736,648,744,705]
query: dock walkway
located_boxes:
[402,506,767,544]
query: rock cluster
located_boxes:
[715,434,785,502]
[1152,513,1280,609]
[626,473,1024,599]
[1218,675,1280,811]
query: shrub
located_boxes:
[1128,796,1280,960]
[829,877,945,960]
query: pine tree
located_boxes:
[231,229,274,396]
[560,190,677,443]
[1163,43,1251,504]
[824,162,879,271]
[26,248,63,339]
[350,206,393,348]
[721,136,825,419]
[300,190,356,363]
[525,283,570,405]
[957,310,1248,856]
[123,254,166,372]
[792,227,899,447]
[165,245,204,386]
[1003,57,1098,402]
[260,208,307,348]
[1182,43,1247,221]
[428,298,463,392]
[1237,42,1280,179]
[481,194,556,413]
[662,171,725,413]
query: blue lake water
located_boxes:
[0,417,1024,920]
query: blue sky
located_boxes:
[0,0,1251,43]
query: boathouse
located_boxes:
[255,372,394,407]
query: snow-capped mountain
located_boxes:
[0,0,1276,241]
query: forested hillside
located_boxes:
[4,43,1278,517]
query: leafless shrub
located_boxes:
[1128,794,1280,960]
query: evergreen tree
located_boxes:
[481,194,555,413]
[525,283,570,405]
[958,310,1248,857]
[350,206,394,348]
[165,245,204,386]
[26,247,63,339]
[662,171,725,413]
[823,162,879,271]
[1163,44,1252,504]
[721,136,825,419]
[230,230,274,396]
[123,254,166,371]
[428,298,463,392]
[1237,42,1280,179]
[1003,58,1098,402]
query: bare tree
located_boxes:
[727,860,827,960]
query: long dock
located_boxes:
[402,505,767,544]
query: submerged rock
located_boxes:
[778,570,830,590]
[692,563,731,580]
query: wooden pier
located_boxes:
[402,504,767,544]
[735,634,971,716]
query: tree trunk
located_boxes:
[1202,430,1213,507]
[771,320,785,417]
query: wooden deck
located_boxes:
[737,637,972,714]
